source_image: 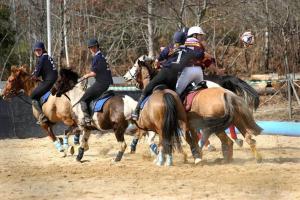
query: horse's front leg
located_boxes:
[41,123,64,153]
[76,128,91,162]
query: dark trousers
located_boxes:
[142,68,178,96]
[30,80,56,100]
[80,81,110,105]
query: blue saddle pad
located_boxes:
[40,91,51,105]
[140,96,150,110]
[93,96,112,112]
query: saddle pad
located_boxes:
[183,91,199,112]
[93,96,112,112]
[40,91,51,105]
[140,96,150,110]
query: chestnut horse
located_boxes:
[1,65,80,155]
[123,55,263,163]
[53,69,201,166]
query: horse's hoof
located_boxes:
[76,147,84,162]
[60,151,67,158]
[256,154,263,163]
[235,139,243,147]
[69,146,75,156]
[58,137,63,145]
[130,150,136,154]
[194,158,202,165]
[207,144,216,152]
[156,161,164,166]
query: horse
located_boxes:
[53,69,201,166]
[123,55,263,163]
[1,65,80,155]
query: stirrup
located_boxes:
[36,114,48,125]
[131,113,139,121]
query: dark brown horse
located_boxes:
[1,65,80,155]
[124,55,263,163]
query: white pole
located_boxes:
[64,0,69,67]
[46,0,51,56]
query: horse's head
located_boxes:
[123,55,156,89]
[53,68,79,97]
[1,65,30,100]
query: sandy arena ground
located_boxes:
[0,132,299,200]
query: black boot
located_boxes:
[131,95,146,121]
[32,100,48,124]
[80,101,92,127]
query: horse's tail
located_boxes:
[200,92,234,135]
[222,76,260,110]
[162,93,182,154]
[230,93,263,136]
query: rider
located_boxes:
[131,31,204,121]
[31,41,58,124]
[78,38,113,127]
[176,26,224,96]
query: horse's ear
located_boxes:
[20,65,29,73]
[10,65,18,73]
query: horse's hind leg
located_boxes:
[245,132,262,163]
[113,123,128,162]
[215,131,233,163]
[186,129,202,164]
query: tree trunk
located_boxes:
[262,0,270,72]
[197,0,207,25]
[147,0,154,58]
[64,0,70,67]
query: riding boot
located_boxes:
[32,100,48,124]
[131,94,146,121]
[80,101,92,127]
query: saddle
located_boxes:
[139,84,168,110]
[89,90,115,114]
[40,91,51,106]
[180,81,208,112]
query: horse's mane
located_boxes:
[59,68,79,82]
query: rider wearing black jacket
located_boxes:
[131,32,204,120]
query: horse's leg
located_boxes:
[130,128,144,154]
[41,123,64,153]
[76,128,91,162]
[73,128,81,145]
[244,132,262,163]
[156,134,165,166]
[186,128,202,164]
[148,131,158,156]
[113,123,128,162]
[229,125,243,147]
[63,125,78,156]
[215,131,233,163]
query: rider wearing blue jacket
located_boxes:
[31,42,58,124]
[78,38,113,127]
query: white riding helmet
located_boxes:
[241,31,254,46]
[187,26,205,37]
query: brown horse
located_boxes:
[51,69,134,162]
[124,55,263,163]
[53,69,201,166]
[1,65,80,155]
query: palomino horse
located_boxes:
[53,69,201,166]
[1,65,80,155]
[123,55,263,163]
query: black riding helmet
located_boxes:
[87,38,99,48]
